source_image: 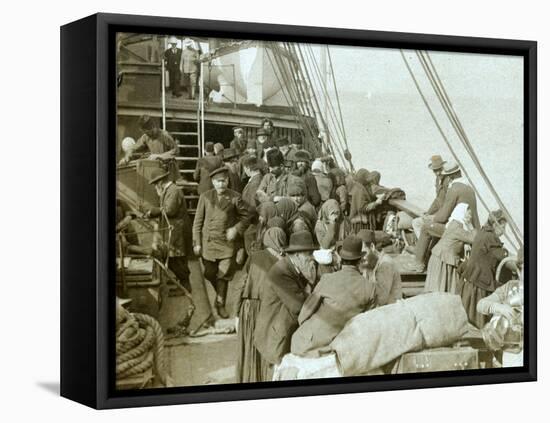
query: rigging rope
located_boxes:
[264,44,319,148]
[296,44,349,169]
[400,49,519,252]
[419,50,523,244]
[293,44,348,169]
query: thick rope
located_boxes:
[116,306,169,386]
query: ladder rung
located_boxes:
[177,144,199,148]
[171,132,198,136]
[179,169,195,173]
[175,157,198,161]
[185,195,199,199]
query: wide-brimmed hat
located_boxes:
[441,161,461,176]
[148,168,170,185]
[285,230,317,253]
[167,36,178,45]
[209,166,229,179]
[339,235,364,261]
[428,155,446,170]
[222,147,239,161]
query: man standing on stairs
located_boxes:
[181,38,200,100]
[192,167,251,319]
[163,36,182,97]
[193,141,223,195]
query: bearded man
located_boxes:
[357,229,403,306]
[254,231,318,379]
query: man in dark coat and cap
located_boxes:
[291,235,377,357]
[146,168,193,293]
[254,230,318,379]
[193,141,223,195]
[192,166,251,318]
[222,147,243,193]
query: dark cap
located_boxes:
[209,166,230,179]
[256,128,269,137]
[205,142,214,153]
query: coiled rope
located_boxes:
[116,305,170,386]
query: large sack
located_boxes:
[330,293,469,376]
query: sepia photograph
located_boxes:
[114,32,525,390]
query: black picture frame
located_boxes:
[60,12,537,409]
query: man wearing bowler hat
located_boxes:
[291,234,378,357]
[254,230,318,378]
[221,147,243,193]
[192,166,250,318]
[163,36,182,97]
[146,168,193,294]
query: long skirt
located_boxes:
[455,278,489,329]
[424,255,460,294]
[235,298,262,383]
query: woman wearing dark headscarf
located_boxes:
[248,201,278,253]
[348,169,381,230]
[236,227,287,383]
[456,210,509,328]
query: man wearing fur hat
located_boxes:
[192,166,251,318]
[221,147,243,193]
[163,36,182,97]
[257,149,302,203]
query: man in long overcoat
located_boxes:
[192,166,250,318]
[254,231,317,377]
[147,168,193,293]
[164,36,182,97]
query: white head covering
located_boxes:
[311,159,326,174]
[447,202,471,229]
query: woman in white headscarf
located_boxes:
[424,203,477,294]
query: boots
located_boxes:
[214,279,229,319]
